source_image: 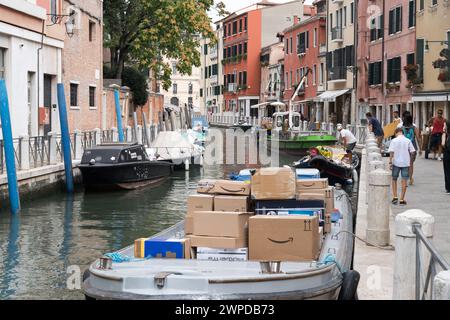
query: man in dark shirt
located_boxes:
[366,112,384,148]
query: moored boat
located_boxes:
[78,143,173,190]
[82,185,355,300]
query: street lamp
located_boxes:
[425,40,449,51]
[47,10,76,37]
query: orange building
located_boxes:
[222,1,305,119]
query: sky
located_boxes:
[209,0,314,23]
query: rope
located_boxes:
[335,230,395,251]
[317,253,345,274]
[105,252,137,263]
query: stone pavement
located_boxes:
[353,153,449,300]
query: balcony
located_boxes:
[319,43,327,56]
[328,66,347,82]
[297,45,306,56]
[331,27,343,42]
[210,75,218,85]
[332,0,343,3]
[210,48,217,60]
[227,83,237,93]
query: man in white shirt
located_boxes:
[337,124,357,153]
[388,127,416,205]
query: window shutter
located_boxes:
[387,59,392,82]
[389,10,394,34]
[378,15,384,39]
[327,52,332,69]
[396,56,401,82]
[306,31,309,49]
[369,63,374,85]
[396,7,402,33]
[407,53,415,65]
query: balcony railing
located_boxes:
[328,66,347,81]
[331,27,343,41]
[227,83,237,93]
[319,44,327,56]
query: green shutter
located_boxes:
[416,39,424,80]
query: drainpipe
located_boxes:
[354,0,358,124]
[382,0,386,124]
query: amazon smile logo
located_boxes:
[267,237,294,244]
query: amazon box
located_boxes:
[187,235,247,249]
[214,195,249,212]
[134,238,191,259]
[251,167,296,200]
[187,194,214,215]
[197,179,250,196]
[296,178,329,190]
[192,211,251,238]
[249,215,319,261]
[297,187,334,214]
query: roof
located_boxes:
[282,15,326,34]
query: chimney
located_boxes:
[293,15,299,25]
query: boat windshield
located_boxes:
[81,149,122,164]
[119,147,149,163]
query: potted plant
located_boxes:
[438,69,450,82]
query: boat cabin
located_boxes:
[81,143,150,165]
[272,112,302,131]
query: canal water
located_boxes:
[0,152,307,299]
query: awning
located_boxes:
[412,92,450,102]
[316,89,350,102]
[250,102,270,109]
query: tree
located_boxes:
[104,0,228,90]
[122,67,149,106]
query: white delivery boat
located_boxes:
[146,131,204,169]
[82,188,355,300]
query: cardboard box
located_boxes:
[318,227,324,249]
[197,179,250,196]
[187,235,247,249]
[297,187,334,213]
[324,213,331,234]
[187,194,214,215]
[296,178,329,190]
[255,199,325,216]
[249,215,319,261]
[251,167,296,200]
[214,195,249,212]
[192,211,251,238]
[184,215,194,235]
[196,247,248,262]
[134,238,191,259]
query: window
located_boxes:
[227,47,231,58]
[286,38,289,53]
[70,83,78,106]
[173,83,177,94]
[408,0,415,28]
[204,67,208,79]
[416,39,424,80]
[223,48,227,59]
[188,83,193,94]
[406,53,415,65]
[212,64,218,76]
[290,71,293,87]
[389,7,402,35]
[243,71,247,85]
[238,43,242,55]
[172,62,178,75]
[0,48,5,79]
[297,32,306,53]
[290,37,293,54]
[370,15,383,41]
[285,72,288,87]
[313,28,317,47]
[188,97,193,106]
[89,21,96,42]
[233,21,238,34]
[89,86,96,107]
[244,42,247,54]
[224,25,227,38]
[344,6,347,27]
[320,63,324,84]
[239,19,242,32]
[306,31,309,49]
[313,65,317,85]
[387,57,401,83]
[419,0,424,10]
[50,0,57,22]
[368,61,382,85]
[228,23,231,37]
[200,88,203,97]
[345,45,354,66]
[350,3,354,24]
[204,44,208,55]
[244,17,247,31]
[431,0,437,5]
[330,13,333,31]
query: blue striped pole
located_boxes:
[114,90,124,142]
[57,83,74,193]
[0,80,20,214]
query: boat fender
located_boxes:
[82,268,90,282]
[338,270,360,300]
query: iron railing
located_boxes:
[0,138,22,174]
[331,26,343,40]
[412,223,450,300]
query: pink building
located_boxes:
[357,0,416,125]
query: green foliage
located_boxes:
[104,0,228,90]
[122,67,148,106]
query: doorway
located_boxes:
[43,74,52,136]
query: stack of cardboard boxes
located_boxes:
[133,168,337,263]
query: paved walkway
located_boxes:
[353,154,449,300]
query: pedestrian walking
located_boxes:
[443,120,450,193]
[366,112,384,148]
[337,124,357,153]
[402,114,421,185]
[388,127,416,205]
[429,109,446,161]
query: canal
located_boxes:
[0,152,305,300]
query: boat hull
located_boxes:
[269,135,337,154]
[78,161,172,190]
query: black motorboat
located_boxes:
[78,143,173,190]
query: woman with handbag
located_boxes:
[443,120,450,193]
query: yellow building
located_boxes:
[412,1,450,129]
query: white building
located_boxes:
[160,57,201,113]
[0,0,65,138]
[199,22,224,115]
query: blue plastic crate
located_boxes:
[296,168,321,180]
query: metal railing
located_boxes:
[331,26,343,40]
[0,125,160,174]
[412,223,450,300]
[328,66,347,81]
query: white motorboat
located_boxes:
[82,188,355,300]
